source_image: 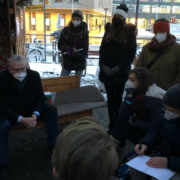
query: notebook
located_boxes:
[126,155,176,180]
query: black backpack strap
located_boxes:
[146,51,165,69]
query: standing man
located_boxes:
[137,18,180,90]
[99,3,136,132]
[0,55,59,180]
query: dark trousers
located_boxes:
[0,105,59,165]
[104,82,125,132]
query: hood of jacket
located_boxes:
[145,83,166,100]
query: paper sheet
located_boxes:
[127,155,176,180]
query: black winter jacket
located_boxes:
[99,23,136,84]
[143,110,180,172]
[111,96,163,143]
[58,22,89,71]
[0,69,46,125]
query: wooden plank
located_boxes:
[9,8,14,14]
[41,75,80,92]
[10,110,93,133]
[133,56,137,69]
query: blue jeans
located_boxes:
[0,105,59,165]
[61,68,83,80]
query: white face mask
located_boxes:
[165,109,180,120]
[125,80,136,89]
[13,72,27,82]
[155,33,167,43]
[72,20,81,27]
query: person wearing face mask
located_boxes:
[99,3,136,133]
[128,83,180,180]
[110,67,165,156]
[0,55,59,180]
[137,18,180,91]
[58,10,89,81]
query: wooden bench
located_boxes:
[10,75,93,133]
[87,50,99,60]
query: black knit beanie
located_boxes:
[72,10,83,21]
[163,84,180,109]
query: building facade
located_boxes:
[25,0,112,45]
[113,0,180,29]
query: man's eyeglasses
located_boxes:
[10,66,27,72]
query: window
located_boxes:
[46,13,51,31]
[139,6,143,13]
[172,6,180,13]
[142,6,150,13]
[55,0,63,2]
[29,13,36,30]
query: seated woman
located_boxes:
[129,84,180,180]
[110,67,166,154]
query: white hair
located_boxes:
[8,54,27,66]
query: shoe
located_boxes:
[0,167,8,180]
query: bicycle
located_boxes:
[27,38,61,63]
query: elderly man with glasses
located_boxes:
[0,55,59,180]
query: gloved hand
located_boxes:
[102,66,113,76]
[110,66,120,75]
[67,47,75,57]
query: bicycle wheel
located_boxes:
[27,49,44,62]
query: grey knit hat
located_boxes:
[163,84,180,109]
[72,10,83,21]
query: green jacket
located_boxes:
[137,38,180,90]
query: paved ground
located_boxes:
[8,106,134,180]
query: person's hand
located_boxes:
[110,66,120,75]
[146,157,167,168]
[134,144,147,155]
[102,66,113,76]
[31,114,37,121]
[20,117,37,128]
[67,47,75,57]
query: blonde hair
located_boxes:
[52,117,119,180]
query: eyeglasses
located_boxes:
[10,66,27,72]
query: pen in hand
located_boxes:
[139,139,142,155]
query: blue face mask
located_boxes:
[165,109,180,120]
